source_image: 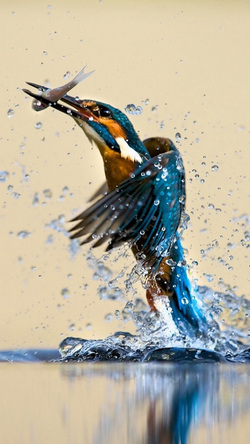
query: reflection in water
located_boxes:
[61,363,250,444]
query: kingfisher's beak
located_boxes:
[23,82,92,121]
[25,81,48,92]
[61,95,95,120]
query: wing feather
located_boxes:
[69,150,185,271]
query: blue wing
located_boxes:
[69,151,185,270]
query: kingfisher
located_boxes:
[23,72,207,332]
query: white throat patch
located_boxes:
[116,137,143,163]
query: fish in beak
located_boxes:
[23,65,94,117]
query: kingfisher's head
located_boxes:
[23,83,151,188]
[23,82,150,164]
[60,97,150,165]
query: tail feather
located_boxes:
[163,239,208,332]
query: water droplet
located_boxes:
[43,189,52,199]
[203,273,214,282]
[63,71,70,80]
[35,122,42,129]
[112,288,124,300]
[86,323,92,330]
[0,171,9,182]
[166,258,176,266]
[7,109,14,118]
[104,313,113,322]
[46,234,54,244]
[175,132,181,142]
[181,297,189,305]
[154,199,160,206]
[11,192,21,199]
[151,105,158,113]
[32,192,39,206]
[211,165,219,172]
[98,286,108,299]
[58,214,65,224]
[17,231,31,239]
[43,50,48,56]
[61,288,70,299]
[69,323,75,331]
[208,203,214,209]
[93,263,112,281]
[125,104,143,115]
[244,231,249,241]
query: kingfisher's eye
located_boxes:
[99,105,112,118]
[89,104,112,119]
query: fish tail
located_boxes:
[72,66,95,86]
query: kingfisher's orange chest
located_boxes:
[98,144,137,191]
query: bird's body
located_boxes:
[23,76,207,331]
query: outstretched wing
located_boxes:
[69,151,185,269]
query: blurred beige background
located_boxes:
[1,0,249,349]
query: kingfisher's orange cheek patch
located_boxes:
[98,119,127,139]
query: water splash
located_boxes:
[58,281,249,363]
[31,212,250,363]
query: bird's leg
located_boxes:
[146,257,173,311]
[146,281,162,311]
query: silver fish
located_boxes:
[31,66,94,111]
